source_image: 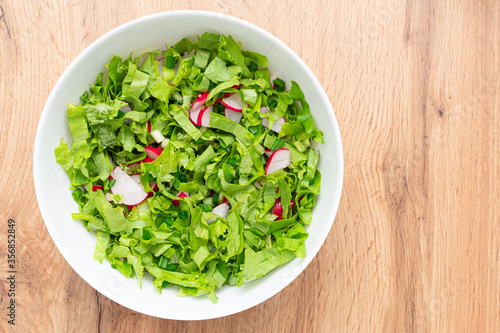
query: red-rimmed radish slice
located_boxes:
[214,85,243,105]
[129,174,141,182]
[270,73,279,89]
[172,191,189,206]
[254,181,263,189]
[145,146,163,159]
[272,198,295,220]
[260,107,285,133]
[273,198,284,220]
[129,174,158,197]
[189,107,203,125]
[264,149,273,157]
[265,148,291,175]
[213,95,225,105]
[221,93,244,112]
[261,116,285,133]
[224,108,243,123]
[110,167,148,206]
[191,92,209,113]
[298,195,305,204]
[147,121,151,133]
[92,185,103,191]
[198,106,213,127]
[222,196,228,204]
[207,202,230,224]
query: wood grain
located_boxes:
[1,0,499,332]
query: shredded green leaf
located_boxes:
[54,33,324,303]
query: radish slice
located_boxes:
[151,130,166,143]
[189,107,203,125]
[191,92,209,114]
[212,85,239,105]
[254,180,263,189]
[261,116,285,133]
[190,91,209,125]
[172,191,189,206]
[129,174,141,183]
[207,202,230,224]
[221,93,244,112]
[145,146,163,159]
[265,148,291,175]
[129,174,158,198]
[110,167,148,206]
[129,174,157,194]
[213,95,225,105]
[92,185,103,191]
[272,198,295,220]
[222,196,228,204]
[264,149,273,157]
[224,108,243,123]
[198,106,213,127]
[147,121,151,133]
[260,107,285,133]
[273,198,284,220]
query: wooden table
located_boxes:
[1,1,499,332]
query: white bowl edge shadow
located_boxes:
[33,10,344,320]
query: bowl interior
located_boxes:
[34,11,343,320]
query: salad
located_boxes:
[54,33,323,302]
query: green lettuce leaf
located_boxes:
[204,57,240,84]
[237,247,296,285]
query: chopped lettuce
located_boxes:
[54,33,323,303]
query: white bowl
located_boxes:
[33,11,343,320]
